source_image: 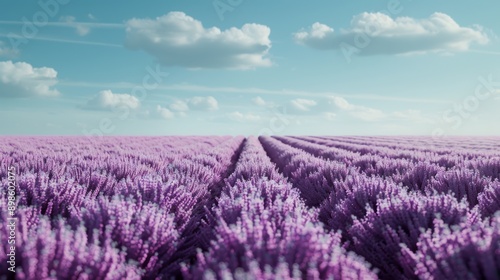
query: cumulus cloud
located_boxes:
[84,90,140,110]
[252,96,267,107]
[294,12,489,56]
[328,96,353,110]
[328,96,385,121]
[289,98,317,112]
[350,108,386,121]
[228,111,262,122]
[60,16,90,36]
[157,96,219,119]
[284,96,386,122]
[169,100,189,112]
[327,97,434,123]
[125,12,272,69]
[156,105,174,120]
[188,96,219,111]
[0,61,59,97]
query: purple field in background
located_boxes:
[1,136,500,279]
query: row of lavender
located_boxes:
[323,135,500,154]
[261,136,500,279]
[0,136,244,279]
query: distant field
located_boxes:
[1,136,499,279]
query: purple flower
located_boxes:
[428,168,492,207]
[349,192,472,279]
[319,175,404,241]
[478,180,500,217]
[401,215,500,279]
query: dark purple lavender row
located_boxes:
[293,136,464,168]
[274,136,414,178]
[309,135,500,160]
[314,136,500,152]
[186,137,377,279]
[293,136,500,181]
[274,136,360,165]
[318,177,477,278]
[400,214,500,279]
[0,136,244,279]
[315,135,500,155]
[259,136,357,207]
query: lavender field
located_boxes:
[1,136,500,280]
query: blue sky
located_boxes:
[0,0,499,136]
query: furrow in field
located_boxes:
[160,136,246,277]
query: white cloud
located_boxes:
[156,97,218,119]
[125,12,272,69]
[84,90,140,110]
[60,16,90,36]
[295,22,333,40]
[294,12,489,55]
[0,61,59,97]
[289,98,317,112]
[328,96,385,121]
[0,42,19,58]
[252,96,267,107]
[188,96,219,111]
[328,96,353,110]
[228,111,262,122]
[350,108,386,121]
[327,97,435,123]
[156,105,174,120]
[76,26,90,36]
[169,100,189,112]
